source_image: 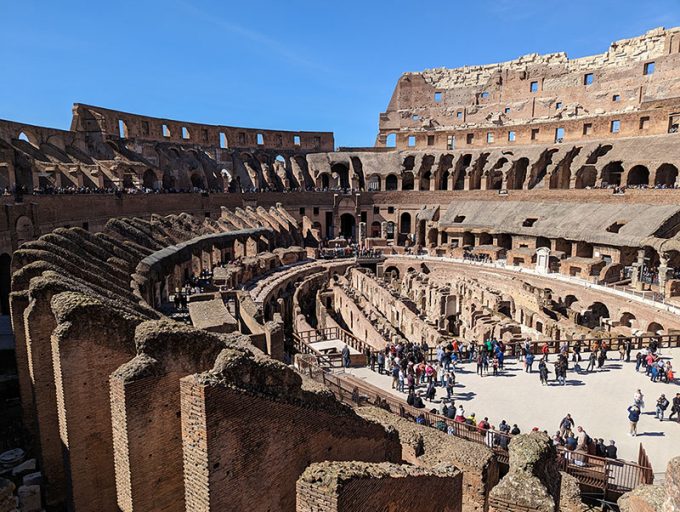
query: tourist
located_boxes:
[541,343,549,361]
[342,344,351,368]
[669,393,680,422]
[627,403,641,436]
[370,351,376,372]
[425,380,436,402]
[565,433,577,451]
[492,354,499,376]
[656,394,669,421]
[539,359,549,385]
[391,364,399,389]
[606,440,618,459]
[595,438,607,458]
[586,350,597,372]
[445,372,455,401]
[572,341,582,362]
[635,351,644,372]
[510,424,520,435]
[634,389,645,410]
[525,351,535,373]
[559,414,574,437]
[575,426,589,452]
[398,368,405,392]
[377,351,385,374]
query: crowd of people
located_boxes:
[355,333,679,460]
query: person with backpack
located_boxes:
[445,372,455,401]
[656,394,670,421]
[628,404,641,436]
[586,350,597,372]
[525,351,535,373]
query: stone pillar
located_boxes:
[631,249,646,291]
[658,252,672,297]
[380,222,388,239]
[357,222,367,248]
[489,432,561,512]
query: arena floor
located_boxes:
[343,347,680,478]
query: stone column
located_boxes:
[631,249,646,291]
[658,251,672,297]
[357,222,367,247]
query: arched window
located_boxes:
[385,174,398,190]
[385,133,397,147]
[367,175,381,191]
[400,212,412,234]
[627,165,649,186]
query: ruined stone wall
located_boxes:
[296,461,463,512]
[357,407,498,512]
[180,350,402,512]
[378,27,680,149]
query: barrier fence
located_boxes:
[294,332,655,499]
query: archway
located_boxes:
[647,322,664,334]
[122,172,135,189]
[320,173,330,189]
[620,312,636,329]
[578,301,610,329]
[420,171,431,191]
[627,165,649,186]
[400,212,412,234]
[575,167,597,189]
[142,169,156,190]
[402,171,415,190]
[385,174,398,191]
[367,175,381,191]
[162,171,176,190]
[385,133,397,147]
[190,173,205,189]
[0,253,10,315]
[331,163,350,189]
[384,266,400,279]
[655,164,678,187]
[340,213,356,240]
[506,158,528,190]
[371,221,381,237]
[601,162,623,186]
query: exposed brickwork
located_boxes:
[296,461,463,512]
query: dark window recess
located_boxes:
[299,207,305,215]
[522,218,538,227]
[313,207,319,215]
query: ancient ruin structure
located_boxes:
[0,26,680,512]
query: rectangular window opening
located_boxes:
[611,120,621,133]
[219,132,228,148]
[487,132,494,143]
[408,135,416,147]
[530,81,539,93]
[162,124,171,138]
[644,62,655,75]
[555,102,562,110]
[447,135,455,150]
[555,127,565,143]
[531,128,539,141]
[427,135,435,146]
[584,73,594,85]
[583,123,593,135]
[118,119,128,138]
[508,131,516,142]
[181,127,190,140]
[466,133,474,144]
[294,135,301,146]
[434,92,442,103]
[639,117,650,130]
[257,133,264,145]
[456,111,463,119]
[612,94,621,102]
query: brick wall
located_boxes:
[180,372,401,512]
[296,461,463,512]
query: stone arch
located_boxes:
[384,266,400,279]
[578,301,610,329]
[370,221,381,237]
[15,215,34,246]
[367,174,381,191]
[575,167,597,189]
[402,171,415,190]
[647,321,664,334]
[427,228,438,245]
[419,155,435,190]
[190,173,205,189]
[601,162,624,186]
[318,172,331,190]
[619,312,636,328]
[400,212,412,234]
[626,165,649,186]
[17,130,39,146]
[331,163,350,189]
[142,169,157,190]
[385,174,398,191]
[385,133,397,147]
[655,164,677,187]
[340,213,355,240]
[506,157,529,190]
[403,155,415,171]
[162,170,176,190]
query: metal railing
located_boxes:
[294,342,654,498]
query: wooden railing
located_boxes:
[294,350,655,498]
[424,333,680,362]
[293,326,378,366]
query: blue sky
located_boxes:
[1,0,679,147]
